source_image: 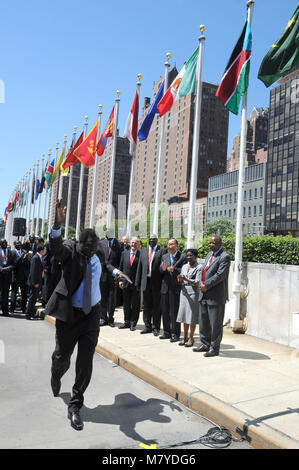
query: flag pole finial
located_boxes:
[73,126,77,130]
[116,90,120,97]
[199,24,205,33]
[166,52,171,60]
[247,0,255,8]
[98,104,103,110]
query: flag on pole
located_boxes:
[258,6,299,87]
[50,147,65,185]
[138,80,164,141]
[35,179,40,200]
[45,159,54,188]
[73,121,98,168]
[61,132,84,170]
[216,16,252,115]
[96,106,115,156]
[157,48,198,116]
[38,166,47,193]
[124,90,139,153]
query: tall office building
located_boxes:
[132,69,229,218]
[227,107,268,171]
[265,68,299,236]
[84,136,131,230]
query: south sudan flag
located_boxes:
[216,16,252,115]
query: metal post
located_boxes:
[107,92,120,231]
[75,117,88,240]
[90,106,103,229]
[187,26,206,248]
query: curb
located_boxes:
[45,315,299,450]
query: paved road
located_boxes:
[0,314,252,450]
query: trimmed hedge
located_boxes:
[140,235,299,265]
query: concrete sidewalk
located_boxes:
[46,309,299,449]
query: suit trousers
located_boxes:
[26,286,40,317]
[51,304,100,413]
[198,301,225,352]
[161,291,181,337]
[122,285,140,325]
[0,273,12,315]
[10,281,28,312]
[142,277,161,331]
[100,276,116,323]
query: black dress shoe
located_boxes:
[108,321,115,327]
[204,348,219,357]
[170,335,180,343]
[51,377,61,397]
[68,410,84,431]
[99,319,108,326]
[140,328,152,334]
[193,344,209,353]
[153,329,160,336]
[159,333,171,339]
[118,323,130,329]
[130,323,136,331]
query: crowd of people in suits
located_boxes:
[98,231,231,358]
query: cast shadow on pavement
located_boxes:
[60,392,182,446]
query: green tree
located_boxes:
[203,218,235,238]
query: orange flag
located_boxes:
[61,132,83,170]
[73,122,98,168]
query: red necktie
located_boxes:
[201,253,214,282]
[130,251,135,266]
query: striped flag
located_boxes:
[138,80,164,141]
[216,15,252,115]
[45,159,54,188]
[97,106,115,156]
[157,48,198,116]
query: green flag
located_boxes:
[258,6,299,87]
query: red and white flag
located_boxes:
[124,89,139,154]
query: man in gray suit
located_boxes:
[193,236,230,357]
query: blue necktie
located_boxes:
[82,258,92,315]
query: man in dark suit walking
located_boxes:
[135,234,167,336]
[118,237,140,331]
[193,235,230,357]
[0,239,16,316]
[160,238,186,342]
[26,243,46,319]
[10,240,30,314]
[98,229,121,327]
[45,200,128,431]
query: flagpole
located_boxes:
[107,91,120,230]
[152,53,171,236]
[75,117,88,240]
[65,127,77,240]
[90,105,103,229]
[126,75,142,237]
[24,170,30,237]
[31,160,39,235]
[58,135,67,200]
[187,26,206,248]
[41,148,51,239]
[48,142,59,232]
[232,0,255,332]
[27,164,35,236]
[35,154,44,235]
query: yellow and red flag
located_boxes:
[73,122,98,168]
[96,106,114,156]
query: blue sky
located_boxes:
[0,0,298,215]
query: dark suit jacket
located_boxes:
[160,251,186,295]
[0,248,15,279]
[11,249,30,284]
[199,248,230,305]
[99,238,121,283]
[44,235,115,323]
[119,249,140,289]
[28,253,43,287]
[135,245,167,292]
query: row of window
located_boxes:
[208,187,263,207]
[208,204,263,220]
